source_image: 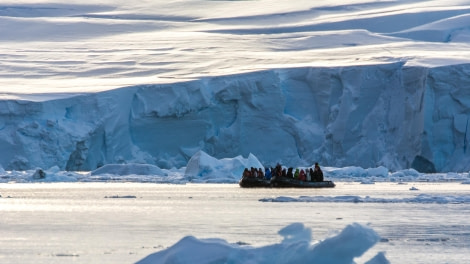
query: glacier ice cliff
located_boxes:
[1,62,470,172]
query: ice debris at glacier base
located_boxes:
[1,151,469,183]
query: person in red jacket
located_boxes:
[299,169,306,181]
[243,168,251,178]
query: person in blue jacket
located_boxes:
[264,167,272,180]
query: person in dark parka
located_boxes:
[312,163,324,182]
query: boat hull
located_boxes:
[238,177,271,187]
[239,176,335,188]
[270,176,335,188]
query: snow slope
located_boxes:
[2,0,470,172]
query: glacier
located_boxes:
[2,62,470,172]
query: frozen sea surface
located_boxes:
[0,182,469,263]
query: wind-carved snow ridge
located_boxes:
[2,63,470,172]
[136,222,388,264]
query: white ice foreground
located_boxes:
[136,223,388,264]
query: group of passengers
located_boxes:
[242,162,324,182]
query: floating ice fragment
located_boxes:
[278,222,311,244]
[32,169,46,179]
[91,163,166,176]
[261,194,470,204]
[136,223,385,264]
[104,195,137,199]
[365,251,390,264]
